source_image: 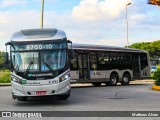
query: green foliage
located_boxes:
[153,68,160,86]
[0,51,5,69]
[0,70,11,83]
[0,51,10,83]
[150,73,154,78]
[0,51,10,70]
[129,40,160,58]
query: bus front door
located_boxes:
[132,54,141,79]
[78,52,90,80]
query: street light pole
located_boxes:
[41,0,44,28]
[126,2,131,48]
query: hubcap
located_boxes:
[111,77,117,84]
[123,77,128,82]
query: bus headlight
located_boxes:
[12,77,22,84]
[59,72,70,82]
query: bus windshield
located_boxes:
[11,41,67,72]
[12,52,39,72]
[11,50,67,72]
[41,50,66,71]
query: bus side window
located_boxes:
[121,53,131,65]
[70,51,78,69]
[140,53,148,70]
[109,52,120,64]
[90,52,97,70]
[98,52,109,65]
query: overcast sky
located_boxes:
[0,0,160,51]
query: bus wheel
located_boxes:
[12,93,16,100]
[56,95,70,100]
[91,82,102,86]
[105,82,110,86]
[121,74,130,85]
[109,74,118,86]
[17,97,28,101]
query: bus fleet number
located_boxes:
[26,44,53,50]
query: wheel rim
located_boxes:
[123,76,128,83]
[111,77,117,84]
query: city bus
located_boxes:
[5,28,71,101]
[70,44,150,86]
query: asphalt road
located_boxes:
[0,83,160,119]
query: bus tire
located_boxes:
[109,74,118,86]
[12,93,16,100]
[91,82,102,86]
[56,95,70,100]
[17,97,28,101]
[121,74,130,85]
[105,82,110,86]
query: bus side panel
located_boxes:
[11,81,25,96]
[140,53,151,79]
[141,67,150,78]
[90,69,133,81]
[90,71,107,79]
[70,71,79,80]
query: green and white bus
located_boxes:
[5,28,71,101]
[70,44,150,86]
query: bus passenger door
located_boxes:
[78,52,90,80]
[132,54,141,79]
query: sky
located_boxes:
[0,0,160,51]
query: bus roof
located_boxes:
[72,43,148,53]
[11,28,66,42]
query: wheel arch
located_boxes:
[123,71,131,78]
[110,71,119,80]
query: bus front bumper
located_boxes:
[11,80,71,97]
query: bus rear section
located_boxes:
[70,44,150,86]
[5,29,71,101]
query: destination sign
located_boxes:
[25,43,67,50]
[26,44,53,50]
[11,42,67,51]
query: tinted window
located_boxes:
[121,53,131,65]
[90,52,97,70]
[140,53,148,69]
[109,52,121,64]
[98,52,109,65]
[70,51,78,69]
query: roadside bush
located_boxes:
[150,73,154,78]
[0,70,11,83]
[153,68,160,86]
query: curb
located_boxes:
[131,80,155,83]
[144,80,155,82]
[0,83,11,87]
[152,85,160,91]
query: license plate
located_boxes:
[36,91,46,95]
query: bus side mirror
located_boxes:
[67,40,74,59]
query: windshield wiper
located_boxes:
[24,61,33,77]
[43,61,56,75]
[16,64,19,71]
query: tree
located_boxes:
[0,51,10,70]
[150,41,160,57]
[128,40,160,58]
[0,51,5,69]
